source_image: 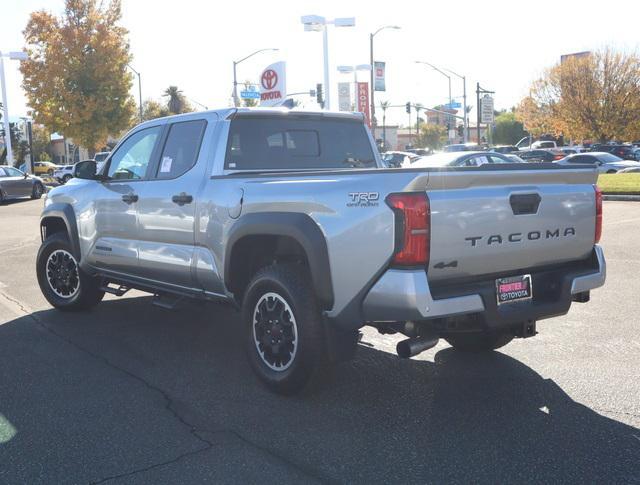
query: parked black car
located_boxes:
[516,149,557,163]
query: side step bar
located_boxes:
[100,283,131,297]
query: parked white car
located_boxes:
[556,152,640,173]
[53,165,74,184]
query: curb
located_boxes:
[603,194,640,201]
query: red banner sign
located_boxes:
[357,82,370,127]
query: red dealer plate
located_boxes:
[496,274,533,305]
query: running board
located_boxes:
[152,293,187,310]
[100,283,131,297]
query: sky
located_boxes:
[2,0,640,128]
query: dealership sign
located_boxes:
[260,61,286,107]
[480,94,494,124]
[357,82,370,127]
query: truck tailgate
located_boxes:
[426,167,598,283]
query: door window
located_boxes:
[155,120,207,179]
[107,126,162,180]
[4,167,23,177]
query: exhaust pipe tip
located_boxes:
[396,335,439,359]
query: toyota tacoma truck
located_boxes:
[36,108,606,394]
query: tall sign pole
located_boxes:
[0,55,13,165]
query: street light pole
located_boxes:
[232,48,280,108]
[127,64,142,122]
[443,67,467,142]
[322,26,331,110]
[0,50,28,167]
[415,61,453,141]
[301,16,356,111]
[369,25,400,133]
[0,56,12,166]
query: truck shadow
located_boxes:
[0,296,638,483]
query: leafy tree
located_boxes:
[163,86,192,114]
[141,99,169,122]
[31,124,53,161]
[416,123,447,150]
[492,111,527,145]
[20,0,136,151]
[516,48,640,142]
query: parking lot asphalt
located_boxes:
[0,199,638,484]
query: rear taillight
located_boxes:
[554,154,564,160]
[386,193,430,266]
[594,185,602,243]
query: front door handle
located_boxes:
[121,193,138,204]
[172,192,193,206]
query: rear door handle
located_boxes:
[172,192,193,206]
[121,193,138,204]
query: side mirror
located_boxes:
[73,160,97,180]
[24,173,29,179]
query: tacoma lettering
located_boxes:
[466,227,576,246]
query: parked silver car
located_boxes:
[556,152,640,173]
[0,166,45,203]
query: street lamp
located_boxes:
[1,50,27,167]
[370,25,400,128]
[233,48,279,108]
[442,67,467,143]
[301,15,356,111]
[126,64,143,123]
[337,64,370,111]
[416,60,453,141]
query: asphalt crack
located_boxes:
[0,290,329,484]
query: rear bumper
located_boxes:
[361,245,605,328]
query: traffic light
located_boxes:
[316,83,324,108]
[405,102,411,114]
[457,124,464,137]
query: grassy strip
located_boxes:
[597,173,640,194]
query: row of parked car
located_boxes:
[18,151,110,184]
[382,148,640,173]
[383,139,640,173]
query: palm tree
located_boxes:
[163,86,186,114]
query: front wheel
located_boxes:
[243,264,327,395]
[445,331,514,352]
[36,233,104,311]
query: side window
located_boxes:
[156,120,207,179]
[488,154,511,164]
[107,126,162,180]
[569,155,592,164]
[5,167,23,177]
[0,168,6,177]
[466,155,489,166]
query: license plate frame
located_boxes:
[496,274,533,305]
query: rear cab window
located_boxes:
[225,115,376,171]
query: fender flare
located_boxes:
[225,212,334,310]
[40,203,81,260]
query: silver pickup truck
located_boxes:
[36,108,605,394]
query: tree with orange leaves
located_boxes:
[516,49,640,142]
[20,0,135,151]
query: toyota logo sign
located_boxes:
[261,69,278,90]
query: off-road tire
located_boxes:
[36,232,104,311]
[243,263,328,395]
[445,331,514,352]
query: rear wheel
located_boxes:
[243,264,327,395]
[445,331,514,352]
[36,233,104,311]
[31,182,44,199]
